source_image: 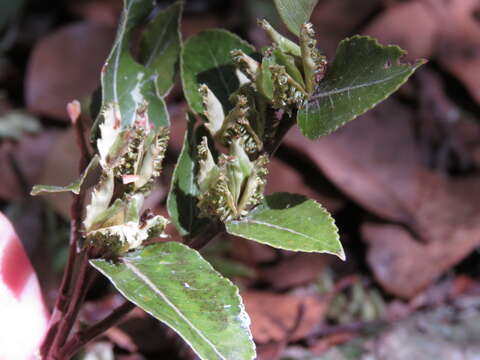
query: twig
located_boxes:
[187,222,224,251]
[49,250,96,358]
[40,191,88,358]
[41,105,93,358]
[74,117,92,171]
[265,111,296,156]
[59,302,135,359]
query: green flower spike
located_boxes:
[300,22,327,93]
[84,101,170,254]
[259,19,301,57]
[196,137,268,222]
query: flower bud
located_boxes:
[259,19,301,57]
[199,84,225,137]
[300,23,327,93]
[231,50,260,81]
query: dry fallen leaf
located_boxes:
[363,1,438,60]
[311,0,381,58]
[25,22,115,120]
[285,100,422,233]
[435,0,480,104]
[286,99,480,298]
[242,291,326,344]
[363,221,480,299]
[364,0,480,103]
[37,128,81,218]
[230,235,277,266]
[266,157,344,214]
[259,253,332,291]
[0,131,60,201]
[69,0,122,27]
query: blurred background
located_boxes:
[1,0,480,359]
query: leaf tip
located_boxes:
[336,245,346,261]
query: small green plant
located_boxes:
[32,0,424,358]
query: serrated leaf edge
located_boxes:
[273,0,318,36]
[227,192,345,260]
[91,242,256,360]
[298,35,427,139]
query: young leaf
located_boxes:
[181,29,256,114]
[226,193,344,259]
[91,242,256,360]
[139,1,183,96]
[99,0,174,129]
[273,0,318,36]
[297,36,426,139]
[30,155,99,196]
[167,113,210,238]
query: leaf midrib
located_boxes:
[232,218,319,242]
[310,67,413,101]
[123,259,226,359]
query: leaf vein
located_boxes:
[123,259,225,359]
[243,219,318,242]
[309,67,412,101]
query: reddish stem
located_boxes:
[40,114,93,358]
[49,251,95,358]
[59,301,135,359]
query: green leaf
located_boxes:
[273,0,318,36]
[99,0,170,129]
[30,155,100,196]
[297,36,426,139]
[181,29,256,114]
[167,113,210,238]
[139,1,183,96]
[91,242,256,360]
[206,257,256,279]
[226,193,344,259]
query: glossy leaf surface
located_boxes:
[297,36,425,139]
[91,242,255,360]
[99,0,183,129]
[139,1,182,96]
[181,29,255,114]
[167,113,209,238]
[226,193,344,259]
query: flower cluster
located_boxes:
[233,20,327,114]
[194,20,326,222]
[84,103,169,253]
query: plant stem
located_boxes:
[40,193,88,358]
[59,301,135,359]
[40,116,93,359]
[57,226,223,358]
[265,111,296,156]
[49,250,95,358]
[74,112,92,171]
[187,222,223,250]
